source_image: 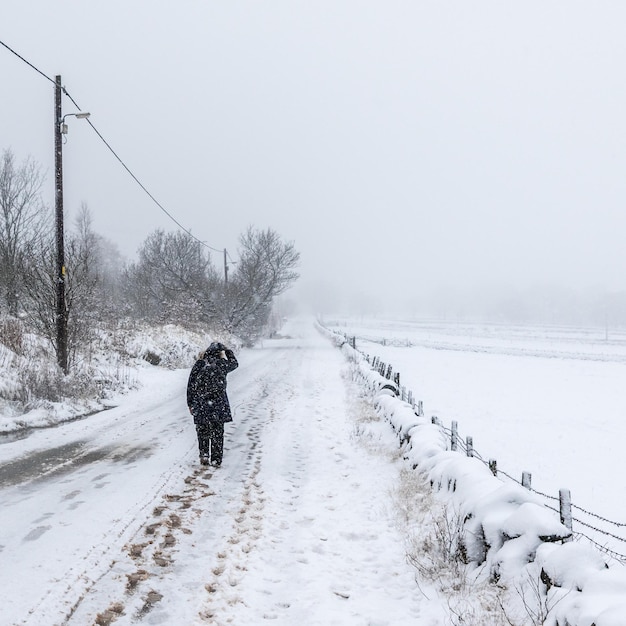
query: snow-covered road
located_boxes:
[1,320,435,626]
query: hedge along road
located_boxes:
[0,319,433,626]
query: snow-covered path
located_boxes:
[1,320,433,626]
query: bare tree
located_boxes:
[64,204,104,360]
[21,233,56,351]
[124,229,217,325]
[21,204,124,366]
[221,226,300,344]
[95,235,126,319]
[0,149,46,316]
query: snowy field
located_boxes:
[324,316,626,563]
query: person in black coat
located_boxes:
[187,342,239,467]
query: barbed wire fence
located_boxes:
[337,328,626,565]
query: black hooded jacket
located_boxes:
[187,346,238,425]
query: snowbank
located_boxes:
[0,323,216,435]
[319,321,626,625]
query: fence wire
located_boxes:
[336,327,626,563]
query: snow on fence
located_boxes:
[317,321,626,625]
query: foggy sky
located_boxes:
[3,2,626,316]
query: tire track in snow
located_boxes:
[66,349,296,626]
[21,446,197,626]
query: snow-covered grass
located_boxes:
[0,319,219,434]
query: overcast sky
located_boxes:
[2,2,626,315]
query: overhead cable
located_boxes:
[0,36,226,256]
[62,87,223,254]
[0,39,55,84]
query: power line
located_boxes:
[0,37,228,257]
[0,39,55,84]
[62,87,223,254]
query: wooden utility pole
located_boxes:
[54,75,68,374]
[224,248,229,286]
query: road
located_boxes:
[0,320,427,626]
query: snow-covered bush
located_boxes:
[0,318,238,433]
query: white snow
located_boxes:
[0,319,443,626]
[325,317,626,624]
[2,316,626,625]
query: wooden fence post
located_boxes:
[417,400,423,416]
[559,488,573,541]
[451,420,458,451]
[351,336,356,350]
[522,472,532,490]
[466,436,474,457]
[488,459,497,476]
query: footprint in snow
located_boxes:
[134,590,163,619]
[94,601,125,625]
[126,569,149,592]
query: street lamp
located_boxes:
[54,74,90,374]
[60,111,90,136]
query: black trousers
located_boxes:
[195,422,224,464]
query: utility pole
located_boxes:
[224,248,228,286]
[54,75,68,374]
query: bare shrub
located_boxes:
[16,360,63,404]
[501,570,571,626]
[346,382,402,463]
[391,468,515,625]
[449,595,518,626]
[9,348,136,409]
[405,491,468,588]
[0,317,24,355]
